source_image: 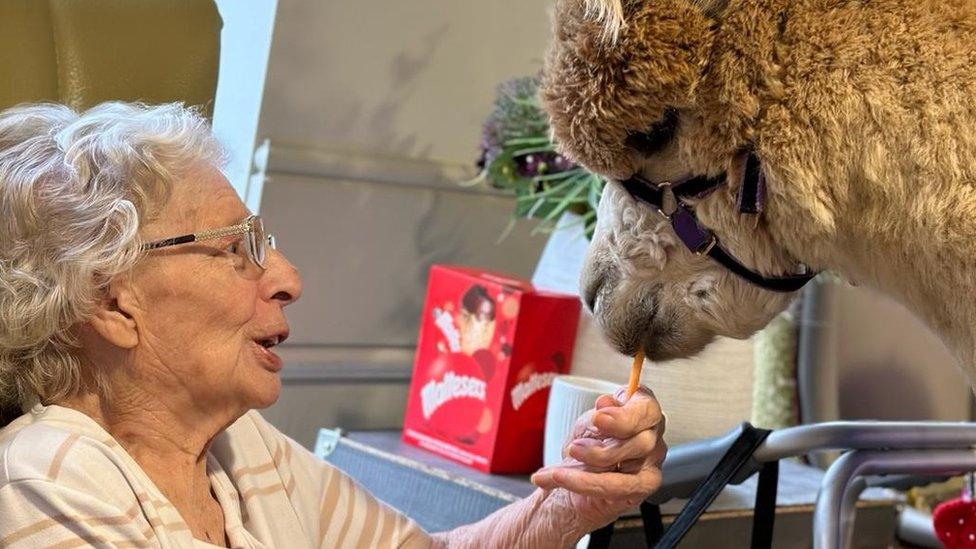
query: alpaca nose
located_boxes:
[583,283,598,313]
[581,271,605,314]
[581,262,616,316]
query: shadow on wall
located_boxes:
[381,191,468,331]
[263,1,447,158]
[329,24,447,158]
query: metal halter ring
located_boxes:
[658,182,678,219]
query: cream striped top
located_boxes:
[0,404,433,548]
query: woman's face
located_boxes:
[125,166,302,418]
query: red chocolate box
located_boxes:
[402,265,581,474]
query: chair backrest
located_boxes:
[0,0,221,115]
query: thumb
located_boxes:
[594,393,621,410]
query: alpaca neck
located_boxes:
[694,0,976,374]
[800,182,976,378]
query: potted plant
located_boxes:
[472,76,604,241]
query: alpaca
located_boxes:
[540,0,976,383]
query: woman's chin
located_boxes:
[247,374,282,409]
[237,361,283,410]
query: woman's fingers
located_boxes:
[591,386,663,439]
[566,429,667,469]
[531,464,663,499]
[594,393,619,410]
[615,457,646,474]
[563,385,666,466]
[563,409,600,458]
[535,385,669,512]
[571,385,662,440]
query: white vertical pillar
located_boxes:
[211,0,278,213]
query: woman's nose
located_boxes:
[264,248,303,306]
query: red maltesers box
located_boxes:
[402,265,581,473]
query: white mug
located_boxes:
[543,375,622,468]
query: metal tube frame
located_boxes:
[813,449,976,548]
[656,421,976,548]
[753,421,976,462]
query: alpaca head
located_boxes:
[541,0,718,182]
[581,182,797,360]
[542,0,799,359]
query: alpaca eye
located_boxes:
[625,107,679,156]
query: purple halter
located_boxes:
[619,153,814,293]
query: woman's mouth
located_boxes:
[252,336,284,372]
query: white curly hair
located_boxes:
[0,102,225,414]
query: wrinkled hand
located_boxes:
[530,386,667,533]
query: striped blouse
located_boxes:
[0,404,433,548]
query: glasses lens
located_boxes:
[251,216,266,268]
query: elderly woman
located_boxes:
[0,103,666,548]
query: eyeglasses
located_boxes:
[141,214,277,270]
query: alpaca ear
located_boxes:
[585,0,725,41]
[688,0,729,19]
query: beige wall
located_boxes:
[256,0,558,445]
[257,145,552,445]
[261,0,552,163]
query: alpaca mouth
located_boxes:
[610,299,706,362]
[631,307,661,357]
[582,262,663,357]
[641,327,677,361]
[595,296,659,358]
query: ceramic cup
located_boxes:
[543,375,621,468]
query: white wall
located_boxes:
[212,0,277,211]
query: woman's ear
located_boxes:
[87,280,139,349]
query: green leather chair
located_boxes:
[0,0,221,117]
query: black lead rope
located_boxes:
[737,153,765,215]
[750,460,780,549]
[706,245,813,293]
[654,425,773,548]
[640,501,664,546]
[587,424,776,549]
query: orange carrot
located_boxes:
[627,346,645,399]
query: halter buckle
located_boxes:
[695,235,718,256]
